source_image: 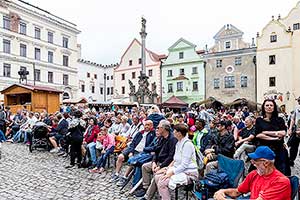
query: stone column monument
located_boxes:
[129,17,158,104]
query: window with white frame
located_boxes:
[62,37,68,48]
[63,74,69,85]
[48,32,53,43]
[192,81,198,91]
[35,27,41,39]
[48,72,53,83]
[224,76,235,88]
[235,57,242,66]
[269,55,276,65]
[177,82,183,91]
[270,35,277,43]
[213,78,220,89]
[269,77,276,87]
[225,41,231,49]
[111,87,114,95]
[167,70,173,77]
[3,16,10,30]
[179,52,184,59]
[20,44,27,57]
[34,69,41,81]
[63,55,69,66]
[48,51,53,63]
[179,68,184,75]
[192,67,198,74]
[168,83,173,93]
[216,59,222,68]
[241,76,248,88]
[34,48,41,60]
[293,23,300,30]
[3,39,10,54]
[3,63,11,77]
[19,22,27,35]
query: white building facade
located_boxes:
[0,0,80,100]
[77,59,115,103]
[257,2,300,112]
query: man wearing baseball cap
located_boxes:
[214,146,291,200]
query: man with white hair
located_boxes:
[214,146,291,200]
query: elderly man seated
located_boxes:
[214,146,291,200]
[112,120,155,183]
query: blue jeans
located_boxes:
[132,167,142,186]
[13,130,24,142]
[87,142,97,165]
[0,130,6,142]
[96,146,115,168]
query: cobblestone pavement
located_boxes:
[0,143,299,200]
[0,143,141,200]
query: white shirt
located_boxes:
[135,131,148,153]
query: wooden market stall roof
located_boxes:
[1,84,63,94]
[1,84,63,114]
[162,95,188,108]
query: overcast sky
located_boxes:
[26,0,299,64]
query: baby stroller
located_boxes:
[29,122,50,152]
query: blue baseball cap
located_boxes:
[248,146,276,160]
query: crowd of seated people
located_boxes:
[0,98,299,199]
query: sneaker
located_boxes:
[65,165,75,169]
[89,167,100,173]
[117,177,128,187]
[134,188,146,197]
[50,148,59,153]
[111,174,120,182]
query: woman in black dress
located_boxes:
[255,99,291,175]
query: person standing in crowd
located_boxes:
[213,146,291,200]
[255,99,291,176]
[288,96,300,167]
[65,110,86,169]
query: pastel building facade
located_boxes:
[204,24,257,104]
[114,39,163,103]
[161,38,205,105]
[257,2,300,112]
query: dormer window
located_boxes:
[225,41,231,49]
[270,34,277,43]
[293,23,300,30]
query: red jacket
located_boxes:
[84,125,100,143]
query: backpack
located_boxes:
[203,169,230,190]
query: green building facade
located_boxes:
[161,38,205,105]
